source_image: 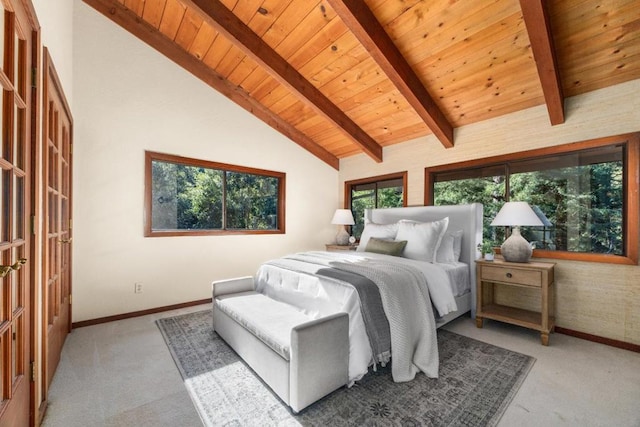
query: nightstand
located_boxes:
[476,259,555,345]
[325,244,357,252]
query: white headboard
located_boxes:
[364,203,483,318]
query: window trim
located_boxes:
[144,151,286,237]
[425,133,639,265]
[345,171,407,239]
[344,171,408,208]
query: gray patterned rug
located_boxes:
[157,310,534,427]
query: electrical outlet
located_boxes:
[134,282,143,294]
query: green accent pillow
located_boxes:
[364,237,408,256]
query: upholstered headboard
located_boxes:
[364,203,483,318]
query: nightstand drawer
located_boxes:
[481,265,541,287]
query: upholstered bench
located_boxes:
[212,276,349,413]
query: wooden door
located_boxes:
[42,49,72,400]
[0,1,34,425]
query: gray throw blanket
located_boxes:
[315,268,391,365]
[263,255,392,365]
[329,258,439,381]
[270,252,439,382]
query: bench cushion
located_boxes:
[215,291,311,360]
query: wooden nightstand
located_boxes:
[325,244,357,252]
[476,259,555,345]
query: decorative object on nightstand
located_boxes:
[476,259,556,345]
[478,241,496,261]
[490,201,544,263]
[331,209,355,246]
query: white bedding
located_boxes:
[255,250,460,383]
[438,261,471,297]
[355,252,459,315]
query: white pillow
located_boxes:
[436,229,464,263]
[396,217,449,262]
[357,222,399,252]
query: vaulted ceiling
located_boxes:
[83,0,640,169]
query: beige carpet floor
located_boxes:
[42,304,640,427]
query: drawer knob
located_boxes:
[506,272,513,278]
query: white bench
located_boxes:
[212,276,349,413]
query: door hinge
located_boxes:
[30,215,36,235]
[69,218,73,230]
[69,295,72,305]
[31,67,37,88]
[30,361,36,382]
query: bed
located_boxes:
[254,203,484,384]
[363,203,483,322]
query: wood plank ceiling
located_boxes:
[84,0,640,169]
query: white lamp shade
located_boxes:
[490,202,544,227]
[331,209,355,225]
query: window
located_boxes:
[345,172,407,238]
[145,151,285,236]
[425,134,639,264]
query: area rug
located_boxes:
[157,310,535,427]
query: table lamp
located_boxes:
[490,201,543,263]
[331,209,355,245]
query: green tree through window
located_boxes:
[429,143,626,257]
[347,173,406,238]
[433,174,506,246]
[145,152,285,236]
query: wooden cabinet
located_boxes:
[476,259,555,345]
[325,244,357,252]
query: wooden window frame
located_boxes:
[144,151,286,237]
[344,171,408,209]
[345,171,407,239]
[425,133,639,265]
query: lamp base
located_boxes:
[501,227,533,263]
[335,226,350,246]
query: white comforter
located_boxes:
[255,251,458,383]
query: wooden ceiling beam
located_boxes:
[82,0,339,170]
[327,0,454,148]
[519,0,565,125]
[184,0,383,163]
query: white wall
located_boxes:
[32,0,74,104]
[340,80,640,345]
[72,3,339,322]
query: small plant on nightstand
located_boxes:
[478,240,496,261]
